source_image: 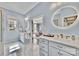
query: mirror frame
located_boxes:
[51,6,79,29]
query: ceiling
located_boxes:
[0,2,38,15]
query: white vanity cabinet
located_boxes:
[39,37,79,56]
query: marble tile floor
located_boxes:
[24,43,39,56]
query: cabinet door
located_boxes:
[59,51,72,56]
[76,49,79,56]
[49,41,76,55]
[39,49,48,56]
[57,44,76,55]
[49,47,59,56]
[39,43,48,52]
[39,39,48,45]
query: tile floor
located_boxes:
[24,39,39,56]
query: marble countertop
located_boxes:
[37,35,79,49]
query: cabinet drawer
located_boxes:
[39,43,48,52]
[76,49,79,56]
[59,51,72,56]
[49,47,59,56]
[49,41,76,55]
[57,44,76,55]
[61,46,76,55]
[39,50,48,56]
[49,41,60,48]
[39,39,48,44]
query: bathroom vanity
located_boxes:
[38,35,79,56]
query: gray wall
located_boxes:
[2,8,25,44]
[25,2,79,35]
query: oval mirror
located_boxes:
[51,6,78,29]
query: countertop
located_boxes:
[37,35,79,49]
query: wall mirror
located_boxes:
[51,6,79,29]
[8,16,16,31]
